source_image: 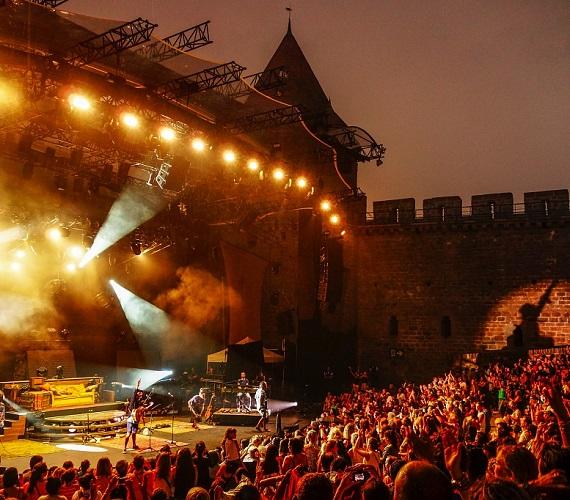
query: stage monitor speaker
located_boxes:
[225,341,264,382]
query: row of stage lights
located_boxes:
[0,225,146,275]
[68,92,313,188]
[67,92,344,227]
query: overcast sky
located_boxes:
[68,0,570,206]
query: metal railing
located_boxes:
[366,200,570,225]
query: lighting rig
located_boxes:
[1,0,364,244]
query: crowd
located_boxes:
[0,352,569,499]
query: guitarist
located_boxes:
[188,388,206,429]
[123,380,146,453]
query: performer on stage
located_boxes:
[254,381,269,432]
[188,388,206,429]
[0,391,5,432]
[236,372,252,412]
[123,401,146,453]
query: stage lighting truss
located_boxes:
[328,126,386,165]
[217,66,289,100]
[27,0,69,7]
[134,21,212,63]
[154,61,246,106]
[66,18,157,67]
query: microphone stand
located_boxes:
[168,394,176,445]
[144,409,157,452]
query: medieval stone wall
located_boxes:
[342,190,570,383]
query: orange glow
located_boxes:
[295,177,308,189]
[10,261,22,272]
[222,149,236,163]
[191,137,207,152]
[330,214,341,225]
[159,126,176,142]
[47,227,62,241]
[320,200,332,212]
[68,93,92,111]
[247,159,260,171]
[121,112,140,129]
[272,168,286,181]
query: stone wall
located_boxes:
[343,190,570,383]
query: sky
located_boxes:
[67,0,570,207]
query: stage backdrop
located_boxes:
[27,349,76,378]
[221,242,268,345]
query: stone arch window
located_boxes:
[441,316,452,338]
[389,315,398,336]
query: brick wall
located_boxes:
[344,216,570,383]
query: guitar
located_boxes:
[202,394,215,422]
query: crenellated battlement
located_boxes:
[368,189,569,225]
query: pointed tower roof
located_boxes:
[262,23,331,113]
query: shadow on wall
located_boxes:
[506,279,557,349]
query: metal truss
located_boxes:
[66,18,157,67]
[217,66,288,100]
[154,61,245,105]
[27,0,69,7]
[135,21,211,62]
[329,126,386,165]
[223,104,307,134]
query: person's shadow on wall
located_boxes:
[506,280,556,349]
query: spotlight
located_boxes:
[69,246,85,259]
[131,239,142,256]
[15,249,26,259]
[330,214,341,225]
[10,262,22,272]
[222,149,236,164]
[272,168,286,181]
[68,93,91,111]
[191,137,206,152]
[120,112,140,129]
[340,229,347,236]
[320,200,332,212]
[65,263,77,273]
[247,159,259,172]
[295,177,308,189]
[159,126,176,142]
[47,227,62,241]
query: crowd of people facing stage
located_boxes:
[1,351,569,499]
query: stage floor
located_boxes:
[0,410,306,469]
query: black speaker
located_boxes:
[277,309,296,337]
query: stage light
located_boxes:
[295,177,308,189]
[15,249,26,259]
[340,229,347,236]
[191,137,206,152]
[0,80,20,108]
[10,261,22,272]
[247,159,260,172]
[68,93,91,112]
[272,168,286,181]
[79,185,166,268]
[121,112,140,129]
[69,246,85,259]
[159,126,176,142]
[320,200,332,212]
[330,214,341,225]
[222,149,236,164]
[65,263,77,273]
[0,226,26,244]
[47,227,62,241]
[131,239,142,255]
